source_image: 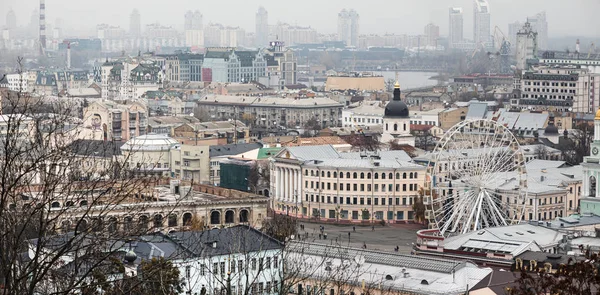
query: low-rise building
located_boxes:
[438,107,467,131]
[341,101,384,128]
[147,116,200,136]
[83,100,148,141]
[173,120,250,145]
[209,143,263,186]
[195,95,343,134]
[270,145,426,223]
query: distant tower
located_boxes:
[527,11,548,50]
[473,0,491,46]
[337,9,359,47]
[39,0,46,55]
[255,6,268,47]
[515,22,538,71]
[184,10,204,47]
[424,23,440,47]
[6,8,16,31]
[130,9,141,37]
[448,7,464,48]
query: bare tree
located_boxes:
[558,123,593,165]
[0,58,183,294]
[343,133,381,152]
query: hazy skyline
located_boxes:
[1,0,599,38]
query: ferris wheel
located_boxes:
[425,119,528,237]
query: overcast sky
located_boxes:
[2,0,599,37]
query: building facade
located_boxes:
[473,0,491,47]
[255,7,269,47]
[514,67,600,113]
[337,9,359,47]
[448,7,464,48]
[515,22,538,71]
[581,109,600,215]
[270,145,426,223]
[83,100,148,142]
[202,49,267,83]
[195,95,343,133]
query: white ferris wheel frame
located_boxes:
[425,119,529,237]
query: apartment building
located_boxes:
[83,100,148,141]
[195,95,343,133]
[201,48,267,83]
[514,67,600,113]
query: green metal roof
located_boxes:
[257,147,282,159]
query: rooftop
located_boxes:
[198,95,343,108]
[209,142,263,157]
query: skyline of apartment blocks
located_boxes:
[337,9,359,47]
[448,7,464,48]
[473,0,491,46]
[255,6,269,47]
[274,23,318,46]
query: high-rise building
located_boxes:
[515,22,538,71]
[184,11,203,47]
[130,9,141,37]
[255,6,269,47]
[448,7,463,48]
[6,8,16,31]
[473,0,491,45]
[508,21,523,48]
[337,9,359,47]
[424,23,440,47]
[527,11,548,50]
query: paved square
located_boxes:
[295,222,424,253]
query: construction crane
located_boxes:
[493,26,511,73]
[62,40,78,69]
[589,42,596,59]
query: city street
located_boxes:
[295,222,425,254]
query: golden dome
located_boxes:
[596,108,600,120]
[394,81,400,89]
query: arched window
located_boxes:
[225,210,235,223]
[386,123,388,131]
[409,172,414,179]
[389,173,393,179]
[333,172,337,178]
[591,176,597,197]
[340,172,343,179]
[396,173,400,179]
[210,211,221,225]
[153,214,163,228]
[168,214,178,227]
[51,202,60,208]
[305,170,308,176]
[374,173,379,179]
[239,210,249,223]
[382,173,386,180]
[347,172,351,178]
[321,171,325,177]
[367,173,371,179]
[403,173,407,179]
[414,172,418,178]
[327,171,331,178]
[404,123,407,131]
[182,213,192,226]
[360,173,365,179]
[353,172,358,179]
[394,124,398,131]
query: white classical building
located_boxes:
[270,145,426,223]
[381,82,415,146]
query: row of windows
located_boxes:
[344,117,381,124]
[305,170,419,180]
[522,94,573,100]
[305,195,415,206]
[306,181,419,193]
[186,255,279,278]
[524,88,576,94]
[525,81,576,87]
